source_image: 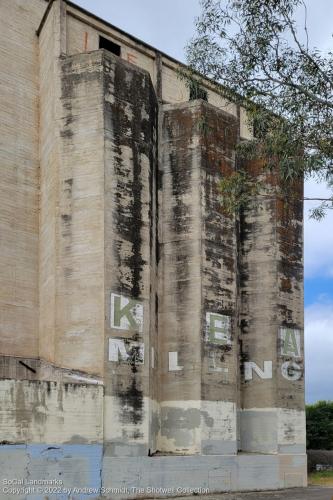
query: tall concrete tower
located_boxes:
[0,0,306,497]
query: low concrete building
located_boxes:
[0,0,306,497]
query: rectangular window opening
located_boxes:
[99,36,121,57]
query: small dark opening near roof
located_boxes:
[99,36,121,56]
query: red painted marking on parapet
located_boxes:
[127,53,137,64]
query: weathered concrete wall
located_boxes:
[200,103,239,455]
[0,354,104,386]
[39,7,105,374]
[0,379,103,444]
[57,51,105,374]
[64,1,253,139]
[103,52,158,459]
[66,10,157,78]
[0,379,103,499]
[239,159,305,454]
[158,102,202,454]
[0,444,102,500]
[103,453,307,498]
[0,0,306,496]
[158,101,239,455]
[39,0,62,364]
[0,0,44,358]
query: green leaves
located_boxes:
[186,0,333,218]
[219,169,260,214]
[306,401,333,450]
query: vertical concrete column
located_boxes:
[39,2,105,376]
[0,0,41,360]
[158,101,239,455]
[103,52,158,459]
[56,53,105,375]
[200,104,239,456]
[239,159,306,464]
[39,0,64,364]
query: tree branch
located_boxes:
[284,11,333,87]
[261,65,333,108]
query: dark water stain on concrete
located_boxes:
[117,378,143,426]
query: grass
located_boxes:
[309,470,333,487]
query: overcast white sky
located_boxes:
[73,0,333,60]
[73,0,333,403]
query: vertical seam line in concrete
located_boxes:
[102,51,107,431]
[54,1,61,365]
[199,102,205,423]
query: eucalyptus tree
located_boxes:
[186,0,333,218]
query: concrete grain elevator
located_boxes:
[0,0,306,497]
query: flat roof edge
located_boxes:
[66,0,184,68]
